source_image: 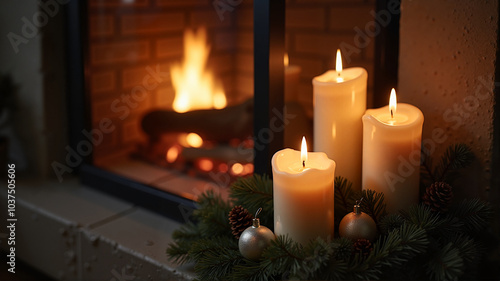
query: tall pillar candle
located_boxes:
[362,89,424,213]
[272,137,335,245]
[313,50,367,191]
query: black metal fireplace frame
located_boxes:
[65,0,400,222]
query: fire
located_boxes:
[170,27,227,113]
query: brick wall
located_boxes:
[87,0,375,162]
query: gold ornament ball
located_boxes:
[339,202,377,241]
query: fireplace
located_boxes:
[66,0,399,221]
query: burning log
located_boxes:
[141,98,253,142]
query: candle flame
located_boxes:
[301,136,308,167]
[336,49,343,82]
[389,88,397,118]
[284,53,289,67]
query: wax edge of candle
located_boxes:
[362,103,424,129]
[312,67,367,85]
[271,148,336,177]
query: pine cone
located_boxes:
[422,182,453,213]
[228,206,253,239]
[353,238,373,256]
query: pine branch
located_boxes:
[360,189,387,228]
[189,236,238,262]
[334,176,356,218]
[400,204,443,234]
[230,260,273,281]
[261,235,305,278]
[167,222,202,264]
[448,198,493,235]
[230,174,274,227]
[194,190,234,238]
[299,237,334,279]
[435,143,474,182]
[425,242,464,281]
[331,237,354,261]
[194,243,243,281]
[379,213,405,234]
[166,239,194,265]
[349,224,429,280]
[420,148,436,185]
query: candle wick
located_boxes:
[391,109,394,118]
[302,160,305,168]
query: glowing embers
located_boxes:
[134,132,253,184]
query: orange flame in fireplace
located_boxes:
[170,27,227,113]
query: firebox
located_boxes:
[66,0,399,221]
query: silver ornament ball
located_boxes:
[339,199,377,241]
[238,208,275,261]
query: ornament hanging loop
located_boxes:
[253,207,263,227]
[354,198,364,214]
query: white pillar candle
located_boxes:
[313,50,367,191]
[272,137,336,245]
[362,89,424,213]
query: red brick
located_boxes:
[91,71,116,93]
[295,0,364,3]
[89,0,149,8]
[92,98,122,121]
[156,37,183,58]
[122,66,149,89]
[214,31,236,52]
[236,7,253,28]
[208,53,233,74]
[121,13,185,35]
[237,31,253,51]
[156,0,207,7]
[190,10,231,28]
[236,53,253,74]
[235,74,253,97]
[91,41,149,65]
[289,56,324,80]
[294,33,362,62]
[122,119,143,143]
[286,8,326,30]
[89,15,114,37]
[329,5,374,31]
[122,64,171,91]
[155,87,175,109]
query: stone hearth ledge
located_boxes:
[0,178,195,281]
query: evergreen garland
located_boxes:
[166,144,493,280]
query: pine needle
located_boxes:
[334,176,356,218]
[360,189,387,226]
[230,174,274,226]
[448,198,493,234]
[435,143,474,182]
[425,242,464,281]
